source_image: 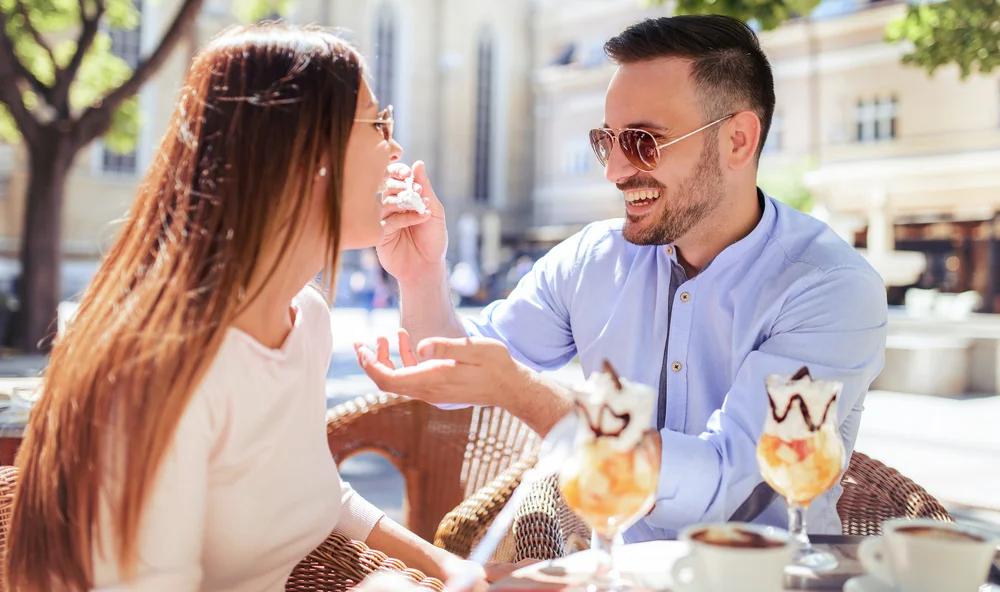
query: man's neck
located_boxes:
[674,185,763,278]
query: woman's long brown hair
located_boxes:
[5,24,364,591]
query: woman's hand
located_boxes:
[442,556,539,591]
[441,557,489,592]
[484,560,538,582]
[376,161,449,285]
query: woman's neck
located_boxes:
[231,288,298,350]
[231,253,317,349]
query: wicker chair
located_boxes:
[433,450,955,562]
[838,451,953,536]
[0,467,444,591]
[326,393,540,545]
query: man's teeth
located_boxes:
[625,190,661,203]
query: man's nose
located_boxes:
[604,141,638,185]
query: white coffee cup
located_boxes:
[671,523,795,592]
[858,518,1000,592]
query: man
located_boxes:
[360,15,887,539]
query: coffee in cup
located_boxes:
[895,524,986,543]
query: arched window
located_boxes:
[473,29,494,203]
[373,4,397,110]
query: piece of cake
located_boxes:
[386,173,426,214]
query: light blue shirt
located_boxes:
[464,192,888,541]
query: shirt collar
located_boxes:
[664,188,776,273]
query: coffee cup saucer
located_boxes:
[843,575,898,592]
[844,576,1000,592]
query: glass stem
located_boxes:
[591,530,617,582]
[787,501,812,554]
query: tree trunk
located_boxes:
[11,128,76,353]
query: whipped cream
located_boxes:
[386,174,426,214]
[573,363,656,452]
[763,368,842,439]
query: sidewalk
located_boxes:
[853,389,1000,527]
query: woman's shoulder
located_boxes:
[295,283,332,319]
[295,283,334,357]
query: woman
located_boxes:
[5,24,484,591]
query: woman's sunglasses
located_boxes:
[355,105,394,142]
[589,114,735,172]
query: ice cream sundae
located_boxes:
[756,366,845,572]
[558,361,659,537]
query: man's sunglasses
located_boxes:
[355,105,394,142]
[589,114,735,172]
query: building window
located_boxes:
[373,5,396,111]
[102,0,141,175]
[562,142,592,175]
[855,96,897,143]
[762,112,783,155]
[875,96,898,140]
[473,29,494,203]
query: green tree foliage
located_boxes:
[0,0,141,148]
[886,0,1000,79]
[641,0,823,30]
[643,0,1000,79]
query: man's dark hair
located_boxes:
[604,15,776,159]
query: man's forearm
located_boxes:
[507,363,575,437]
[399,265,466,345]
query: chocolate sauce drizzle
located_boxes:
[767,366,837,432]
[603,360,623,390]
[576,360,632,438]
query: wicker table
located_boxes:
[490,535,1000,591]
[0,378,35,465]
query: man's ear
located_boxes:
[724,111,761,170]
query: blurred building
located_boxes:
[776,2,1000,313]
[316,0,536,302]
[529,0,1000,311]
[3,0,1000,310]
[0,0,535,303]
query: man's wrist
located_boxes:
[507,363,574,437]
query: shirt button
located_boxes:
[665,246,674,256]
[680,292,691,302]
[671,361,683,372]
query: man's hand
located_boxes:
[377,161,449,285]
[354,329,527,408]
[354,330,574,436]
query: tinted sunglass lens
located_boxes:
[589,129,612,166]
[620,130,659,172]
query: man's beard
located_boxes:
[621,132,725,246]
